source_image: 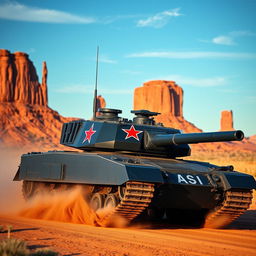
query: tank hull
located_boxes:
[15,151,163,185]
[15,151,255,202]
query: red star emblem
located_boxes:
[122,125,143,141]
[83,124,96,143]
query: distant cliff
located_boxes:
[0,49,47,105]
[220,110,234,131]
[134,80,201,132]
[133,80,256,152]
[0,49,74,149]
[96,95,106,116]
[134,80,183,117]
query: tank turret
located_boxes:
[60,108,244,158]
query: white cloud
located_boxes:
[218,88,238,93]
[56,85,93,94]
[160,75,228,87]
[211,30,255,46]
[229,30,256,37]
[0,2,95,23]
[99,56,117,64]
[101,14,141,24]
[136,8,182,28]
[56,85,132,94]
[212,36,235,46]
[126,51,256,59]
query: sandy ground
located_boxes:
[1,212,256,256]
[0,147,256,256]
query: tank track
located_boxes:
[100,181,154,224]
[204,189,253,228]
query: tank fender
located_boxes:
[218,172,256,191]
[125,165,164,183]
[13,166,21,181]
[16,152,164,185]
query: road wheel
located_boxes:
[118,185,126,200]
[90,193,105,211]
[104,194,119,209]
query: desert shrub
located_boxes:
[0,238,29,256]
[30,248,59,256]
[0,239,59,256]
[7,225,13,239]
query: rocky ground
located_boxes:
[1,211,256,256]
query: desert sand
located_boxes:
[1,211,256,256]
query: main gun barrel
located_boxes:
[144,130,244,149]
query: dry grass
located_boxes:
[187,151,256,178]
[0,238,59,256]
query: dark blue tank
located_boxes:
[14,108,256,227]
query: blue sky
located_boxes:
[1,0,256,136]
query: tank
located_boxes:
[14,108,256,227]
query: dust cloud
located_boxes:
[19,187,99,225]
[0,146,24,213]
[204,215,232,229]
[19,187,127,227]
[0,146,126,227]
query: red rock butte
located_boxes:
[133,80,256,152]
[220,110,234,131]
[134,80,201,133]
[0,49,47,105]
[0,49,73,149]
[96,95,106,116]
[134,80,183,117]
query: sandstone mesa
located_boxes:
[0,49,47,105]
[134,80,201,133]
[96,95,106,116]
[133,80,256,152]
[220,110,234,131]
[0,49,72,149]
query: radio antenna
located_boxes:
[93,46,99,120]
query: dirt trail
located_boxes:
[1,212,256,256]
